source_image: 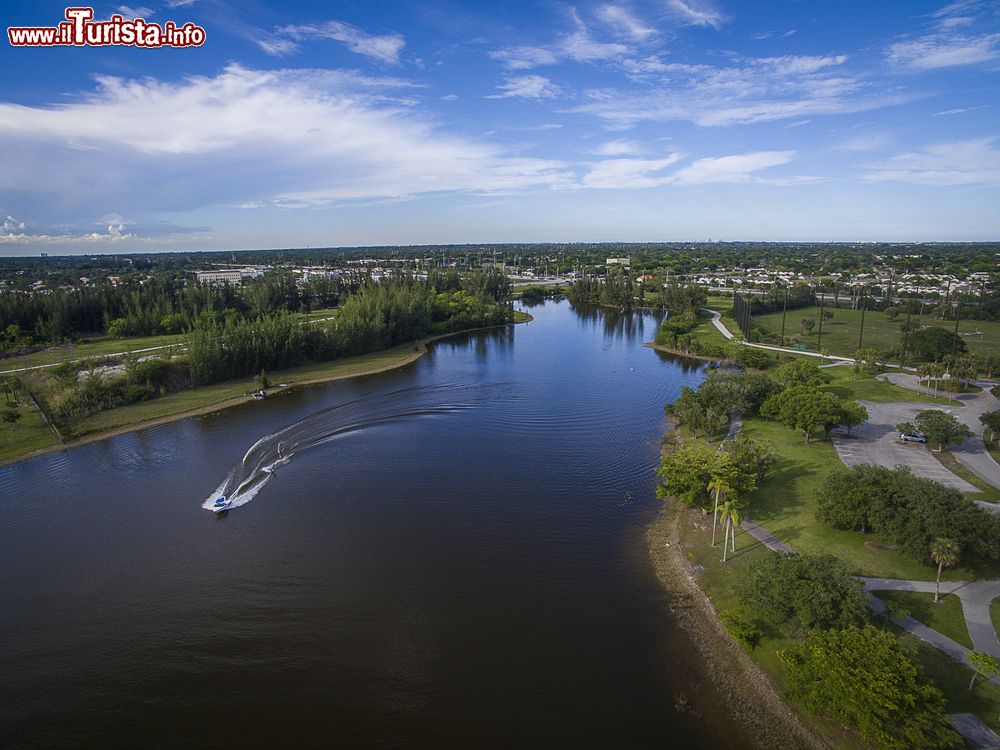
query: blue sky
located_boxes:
[0,0,998,253]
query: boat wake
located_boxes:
[201,383,501,513]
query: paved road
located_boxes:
[832,400,978,492]
[880,373,1000,491]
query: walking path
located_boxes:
[703,308,855,363]
[721,408,1000,686]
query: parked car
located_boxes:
[899,431,927,443]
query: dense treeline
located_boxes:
[0,272,341,350]
[817,464,1000,563]
[184,276,512,385]
[24,275,513,429]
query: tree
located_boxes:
[800,317,815,335]
[884,306,901,322]
[761,385,845,441]
[780,625,961,750]
[910,327,967,362]
[968,650,1000,690]
[720,499,742,562]
[708,474,734,547]
[743,552,869,631]
[839,401,869,436]
[658,444,756,509]
[771,358,829,387]
[817,464,899,535]
[724,435,777,483]
[930,538,960,603]
[981,410,1000,444]
[821,308,834,323]
[1,409,20,425]
[853,347,884,374]
[914,410,973,452]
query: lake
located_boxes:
[0,300,754,748]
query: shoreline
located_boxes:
[647,430,828,750]
[0,315,532,469]
[643,341,725,363]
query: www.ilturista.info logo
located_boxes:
[8,7,206,48]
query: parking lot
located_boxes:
[832,400,978,493]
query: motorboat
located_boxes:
[213,495,228,508]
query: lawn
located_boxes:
[0,398,60,463]
[740,417,1000,581]
[677,443,1000,739]
[932,449,1000,503]
[876,591,973,649]
[748,304,1000,361]
[897,630,1000,735]
[819,366,957,406]
[71,342,423,439]
[1,332,188,371]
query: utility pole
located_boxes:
[780,285,788,346]
[953,298,963,357]
[817,288,824,353]
[902,303,912,365]
[858,287,867,350]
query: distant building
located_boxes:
[606,257,631,267]
[194,269,243,285]
[194,268,264,285]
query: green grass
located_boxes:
[1,332,188,371]
[876,591,973,649]
[819,366,957,405]
[0,399,60,462]
[749,304,1000,361]
[71,342,423,439]
[897,630,1000,735]
[931,449,1000,502]
[741,417,1000,581]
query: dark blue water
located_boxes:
[0,300,751,748]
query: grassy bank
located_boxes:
[0,397,60,463]
[0,316,531,467]
[656,426,1000,743]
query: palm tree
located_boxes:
[720,500,743,563]
[707,475,733,547]
[930,538,960,603]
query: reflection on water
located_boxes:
[0,300,753,749]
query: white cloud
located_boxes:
[490,46,560,70]
[887,32,1000,69]
[0,65,571,219]
[672,151,796,184]
[864,137,1000,186]
[592,139,643,156]
[572,55,899,127]
[666,0,724,30]
[264,21,406,64]
[0,217,136,245]
[597,5,656,40]
[932,105,987,116]
[835,132,893,152]
[117,6,153,18]
[165,0,197,7]
[581,154,683,189]
[486,75,562,100]
[491,14,629,70]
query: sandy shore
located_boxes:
[647,429,829,750]
[1,316,532,468]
